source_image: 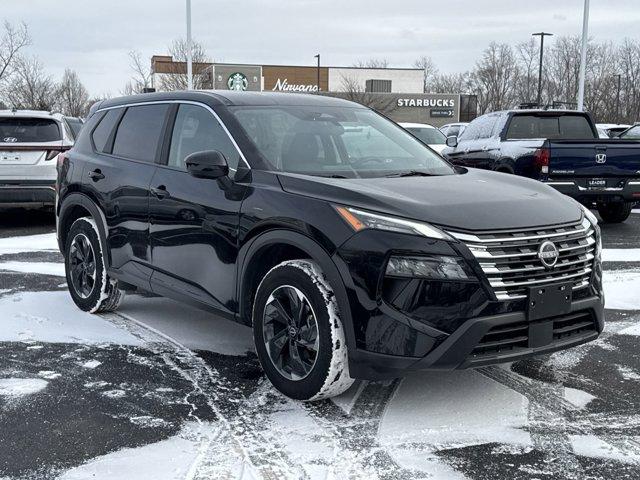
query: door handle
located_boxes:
[88,169,105,181]
[151,185,170,199]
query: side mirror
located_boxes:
[185,150,229,179]
[446,135,458,148]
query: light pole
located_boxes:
[532,32,553,106]
[614,74,622,123]
[314,54,320,92]
[186,0,193,90]
[577,0,590,111]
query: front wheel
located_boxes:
[253,260,354,401]
[597,202,633,223]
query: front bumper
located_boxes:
[545,179,640,202]
[0,181,56,206]
[348,295,604,380]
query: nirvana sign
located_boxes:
[272,78,319,92]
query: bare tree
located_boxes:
[471,43,520,113]
[0,21,30,85]
[338,74,398,115]
[414,56,438,93]
[157,38,211,91]
[431,72,473,95]
[515,38,539,104]
[56,69,89,116]
[353,58,389,69]
[2,55,56,110]
[121,50,153,95]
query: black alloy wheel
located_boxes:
[69,233,97,299]
[262,285,319,381]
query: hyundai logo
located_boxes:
[538,241,559,268]
[595,153,607,164]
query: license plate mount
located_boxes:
[527,282,573,321]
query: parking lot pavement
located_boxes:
[0,209,639,480]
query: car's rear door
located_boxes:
[148,102,248,314]
[83,103,171,287]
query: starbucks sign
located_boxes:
[227,72,248,91]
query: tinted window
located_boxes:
[112,104,170,162]
[92,109,121,153]
[65,118,83,139]
[460,114,498,141]
[620,126,640,139]
[230,105,454,178]
[407,127,446,145]
[506,114,595,140]
[0,117,60,143]
[168,104,240,170]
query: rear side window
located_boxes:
[168,104,240,170]
[112,104,170,162]
[92,109,121,153]
[506,114,595,140]
[459,114,498,141]
[621,126,640,139]
[0,118,60,143]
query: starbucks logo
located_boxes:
[227,72,248,91]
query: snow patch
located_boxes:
[81,360,102,369]
[0,378,48,397]
[38,370,61,380]
[563,387,596,409]
[603,269,640,310]
[570,435,640,463]
[617,365,640,381]
[129,416,171,428]
[101,389,126,399]
[0,261,65,277]
[0,233,58,255]
[603,249,640,262]
[0,291,141,345]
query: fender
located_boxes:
[494,158,515,174]
[237,229,357,353]
[57,192,111,267]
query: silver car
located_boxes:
[0,110,76,209]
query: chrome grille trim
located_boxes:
[448,218,596,301]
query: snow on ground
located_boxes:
[603,249,640,262]
[0,378,48,397]
[0,233,57,255]
[603,269,640,310]
[0,261,65,277]
[570,435,640,463]
[378,370,530,478]
[0,291,140,345]
[564,387,597,409]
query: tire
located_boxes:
[597,202,633,223]
[64,217,123,313]
[252,260,354,401]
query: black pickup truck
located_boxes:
[442,109,640,223]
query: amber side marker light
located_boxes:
[335,206,365,231]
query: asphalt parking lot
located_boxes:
[1,208,639,480]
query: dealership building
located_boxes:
[151,56,477,126]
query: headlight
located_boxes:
[580,204,602,258]
[386,255,472,280]
[334,206,451,240]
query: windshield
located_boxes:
[0,117,61,143]
[406,127,446,145]
[229,105,455,178]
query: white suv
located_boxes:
[0,110,77,209]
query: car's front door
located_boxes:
[148,103,248,314]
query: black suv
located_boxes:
[57,91,604,400]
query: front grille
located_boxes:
[472,311,596,357]
[448,218,596,301]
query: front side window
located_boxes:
[0,117,60,143]
[112,104,170,162]
[407,127,446,145]
[168,104,240,170]
[229,106,454,178]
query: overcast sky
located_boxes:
[5,0,640,96]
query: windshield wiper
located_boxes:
[316,174,350,179]
[384,170,435,178]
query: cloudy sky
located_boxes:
[5,0,640,96]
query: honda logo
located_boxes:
[595,153,607,164]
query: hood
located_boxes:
[277,168,582,231]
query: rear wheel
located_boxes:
[597,201,633,223]
[64,217,123,313]
[253,260,353,401]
